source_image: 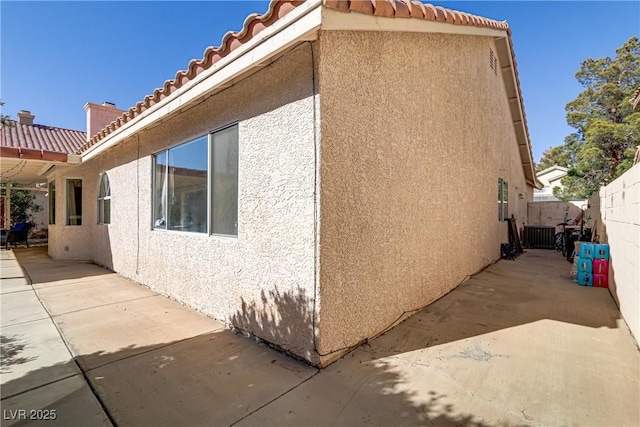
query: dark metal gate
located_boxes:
[523,226,555,249]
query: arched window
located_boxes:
[97,173,111,224]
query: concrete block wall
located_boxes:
[589,163,640,343]
[527,201,585,228]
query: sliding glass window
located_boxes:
[153,125,238,236]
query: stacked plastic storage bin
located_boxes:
[576,243,593,286]
[570,242,583,281]
[593,244,610,288]
[574,243,610,287]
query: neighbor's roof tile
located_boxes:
[1,120,86,155]
[631,87,640,109]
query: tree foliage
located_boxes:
[0,100,13,127]
[536,145,571,171]
[540,36,640,200]
[1,184,43,227]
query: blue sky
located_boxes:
[1,1,638,163]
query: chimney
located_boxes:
[17,110,35,126]
[84,101,125,141]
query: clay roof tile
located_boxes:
[1,120,86,155]
[78,0,525,154]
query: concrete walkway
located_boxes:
[1,248,638,426]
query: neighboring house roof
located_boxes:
[536,165,567,188]
[1,119,86,156]
[0,119,85,184]
[79,0,538,187]
[631,87,640,110]
[536,165,568,178]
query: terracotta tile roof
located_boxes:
[79,0,532,181]
[1,119,86,155]
[324,0,509,29]
[79,0,305,153]
[631,87,640,110]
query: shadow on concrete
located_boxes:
[4,249,629,426]
[0,334,36,374]
[0,334,505,427]
[226,287,515,426]
[13,247,114,286]
[230,287,318,366]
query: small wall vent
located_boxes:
[489,48,498,76]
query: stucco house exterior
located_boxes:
[43,0,538,366]
[533,165,568,202]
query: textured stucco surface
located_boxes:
[316,30,532,357]
[49,29,535,366]
[49,43,320,363]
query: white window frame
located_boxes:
[97,172,111,225]
[152,123,239,237]
[498,178,509,222]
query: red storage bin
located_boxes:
[593,259,609,275]
[593,274,608,288]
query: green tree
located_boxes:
[555,36,640,200]
[1,184,43,227]
[0,100,13,127]
[536,145,571,171]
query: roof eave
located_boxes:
[80,0,323,162]
[493,35,538,189]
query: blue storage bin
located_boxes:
[577,272,592,286]
[594,244,610,260]
[576,258,592,274]
[579,243,594,259]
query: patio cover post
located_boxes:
[3,184,10,229]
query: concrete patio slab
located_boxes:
[0,250,16,260]
[1,319,80,399]
[0,258,21,269]
[28,265,116,289]
[238,250,640,427]
[1,375,112,427]
[6,248,639,427]
[0,266,25,279]
[88,331,317,426]
[36,277,156,316]
[51,295,225,371]
[0,277,31,294]
[236,346,529,427]
[1,290,50,326]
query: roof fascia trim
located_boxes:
[81,0,323,161]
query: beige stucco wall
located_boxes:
[49,43,321,363]
[48,174,93,260]
[588,163,639,344]
[316,30,531,359]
